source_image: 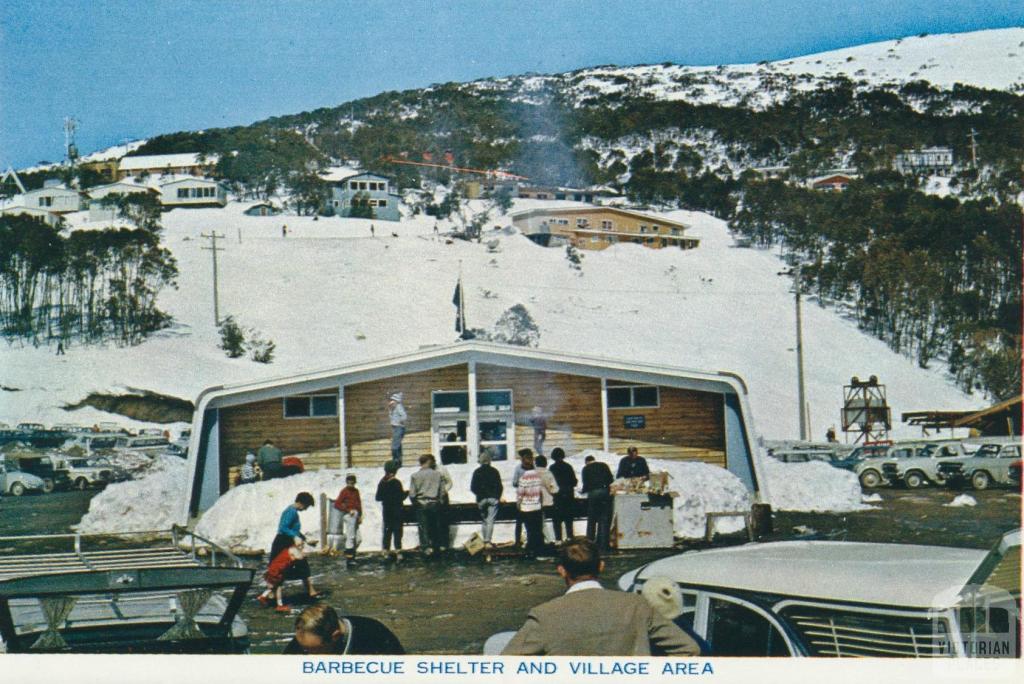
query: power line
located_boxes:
[200,231,225,325]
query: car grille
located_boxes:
[937,462,963,478]
[782,606,953,657]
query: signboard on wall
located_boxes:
[623,415,646,429]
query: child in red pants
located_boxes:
[258,541,305,612]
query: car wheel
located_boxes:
[42,478,55,494]
[971,471,992,490]
[905,471,925,489]
[10,482,25,496]
[75,478,89,490]
[859,470,881,488]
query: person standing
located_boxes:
[534,455,559,545]
[239,452,260,485]
[548,448,577,542]
[470,451,503,547]
[511,450,527,546]
[528,406,547,457]
[333,475,362,565]
[581,455,614,550]
[516,451,545,558]
[268,492,321,600]
[387,393,407,466]
[501,537,699,656]
[408,454,443,556]
[375,461,407,563]
[431,455,453,553]
[616,447,650,480]
[258,439,284,480]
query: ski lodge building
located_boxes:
[183,342,766,518]
[510,207,699,251]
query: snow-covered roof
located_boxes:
[157,176,223,187]
[88,180,159,195]
[23,184,78,196]
[319,166,362,182]
[510,206,691,231]
[630,540,988,609]
[119,153,217,171]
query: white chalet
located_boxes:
[894,147,954,174]
[87,181,160,221]
[22,180,82,214]
[0,204,62,227]
[158,177,227,208]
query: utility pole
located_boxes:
[967,128,979,168]
[200,232,225,325]
[795,262,808,441]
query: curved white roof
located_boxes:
[634,540,987,609]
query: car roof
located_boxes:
[634,540,987,609]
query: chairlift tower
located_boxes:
[841,376,892,444]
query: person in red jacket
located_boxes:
[334,474,362,565]
[258,541,307,612]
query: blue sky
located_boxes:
[1,0,1021,168]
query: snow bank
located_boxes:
[74,450,871,548]
[861,493,883,503]
[74,456,188,534]
[944,494,977,508]
[761,459,870,512]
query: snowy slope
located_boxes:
[0,198,983,440]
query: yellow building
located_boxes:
[510,207,698,251]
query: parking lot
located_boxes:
[2,485,1016,654]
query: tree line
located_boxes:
[730,176,1022,400]
[0,213,178,347]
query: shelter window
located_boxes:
[283,394,338,418]
[606,384,659,409]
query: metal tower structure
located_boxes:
[841,376,892,444]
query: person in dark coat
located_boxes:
[470,451,503,546]
[285,604,404,655]
[375,460,407,562]
[616,447,650,480]
[548,448,577,541]
[257,439,284,480]
[580,456,614,550]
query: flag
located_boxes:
[452,278,464,333]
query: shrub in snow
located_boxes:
[565,244,583,271]
[247,333,276,364]
[218,316,246,358]
[489,304,540,347]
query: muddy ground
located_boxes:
[1,486,1019,654]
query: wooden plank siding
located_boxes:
[219,396,340,474]
[219,362,726,481]
[607,387,725,465]
[344,364,469,467]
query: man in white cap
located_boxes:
[387,393,407,466]
[640,576,711,655]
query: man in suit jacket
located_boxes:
[501,537,699,656]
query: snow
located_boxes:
[0,199,983,440]
[861,492,883,503]
[760,460,870,513]
[944,494,978,508]
[74,456,189,535]
[70,448,866,550]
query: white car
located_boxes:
[617,531,1021,658]
[938,438,1022,490]
[883,440,971,488]
[854,442,925,488]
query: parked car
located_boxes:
[615,530,1021,658]
[883,440,972,488]
[0,461,46,496]
[1009,460,1022,489]
[60,434,119,457]
[2,454,68,493]
[13,424,70,449]
[937,438,1022,490]
[854,442,919,488]
[768,449,835,464]
[55,457,127,490]
[113,435,170,458]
